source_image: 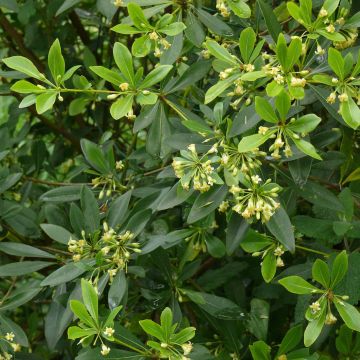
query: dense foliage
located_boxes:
[0,0,360,359]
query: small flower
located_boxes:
[116,160,124,170]
[326,92,337,104]
[113,0,123,6]
[315,45,325,55]
[244,64,255,72]
[5,333,15,342]
[325,312,337,325]
[319,8,328,17]
[274,74,285,84]
[104,327,115,337]
[120,82,129,91]
[101,344,111,356]
[72,254,81,262]
[149,31,159,40]
[10,343,21,352]
[331,77,339,84]
[274,246,284,257]
[182,342,193,355]
[290,77,306,88]
[258,126,269,135]
[251,175,262,184]
[309,301,321,314]
[276,257,285,267]
[218,201,229,213]
[326,24,335,33]
[187,143,196,153]
[338,93,349,102]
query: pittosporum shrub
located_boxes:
[0,0,360,359]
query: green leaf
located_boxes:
[331,250,348,288]
[205,73,241,104]
[70,300,96,327]
[0,261,53,276]
[80,186,100,234]
[237,129,277,153]
[275,90,290,120]
[196,8,233,37]
[81,279,98,322]
[11,80,46,94]
[265,207,295,253]
[41,261,90,287]
[111,24,143,34]
[226,213,250,255]
[249,340,271,360]
[340,96,360,129]
[227,0,251,18]
[187,185,228,224]
[108,271,127,309]
[159,22,186,36]
[261,251,277,283]
[67,326,97,340]
[90,66,125,86]
[206,40,238,65]
[80,139,109,173]
[240,230,273,253]
[127,2,151,29]
[2,56,43,80]
[107,190,132,228]
[205,234,226,258]
[110,95,134,120]
[287,114,321,133]
[255,96,278,123]
[160,307,173,341]
[278,276,320,294]
[132,35,152,57]
[113,42,135,84]
[334,299,360,332]
[139,320,164,341]
[304,304,326,347]
[35,92,57,114]
[291,137,322,160]
[0,242,55,259]
[328,47,345,80]
[312,259,330,288]
[257,0,282,42]
[285,37,302,71]
[40,223,74,244]
[277,324,303,355]
[48,39,65,83]
[139,65,172,89]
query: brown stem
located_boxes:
[23,176,90,187]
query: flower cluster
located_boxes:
[68,223,140,278]
[148,31,171,58]
[172,144,222,192]
[91,160,125,199]
[230,177,280,222]
[0,332,21,360]
[216,0,230,17]
[221,143,265,176]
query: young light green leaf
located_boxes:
[2,56,43,80]
[48,39,65,83]
[239,27,256,63]
[81,279,98,323]
[113,42,135,84]
[255,97,278,123]
[331,250,348,288]
[278,276,320,294]
[312,259,330,288]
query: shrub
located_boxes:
[0,0,360,359]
